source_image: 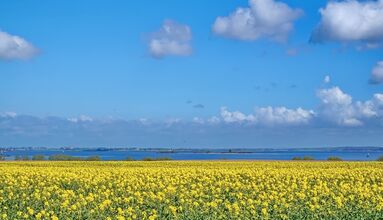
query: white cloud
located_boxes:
[0,112,17,118]
[324,75,331,84]
[138,118,152,126]
[215,86,383,127]
[354,97,383,122]
[317,87,383,126]
[149,20,192,58]
[165,118,182,127]
[371,94,383,119]
[373,93,383,105]
[68,115,93,123]
[254,106,314,126]
[192,117,205,124]
[219,106,313,126]
[317,87,359,126]
[207,116,221,124]
[370,61,383,84]
[220,107,256,123]
[4,112,383,148]
[311,0,383,47]
[212,0,303,42]
[317,87,352,106]
[0,31,38,60]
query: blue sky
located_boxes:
[1,0,383,148]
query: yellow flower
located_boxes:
[0,161,381,219]
[168,205,177,215]
[117,216,125,220]
[261,208,268,216]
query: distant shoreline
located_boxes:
[1,146,383,153]
[1,146,382,162]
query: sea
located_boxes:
[1,148,383,161]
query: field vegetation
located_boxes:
[0,161,382,219]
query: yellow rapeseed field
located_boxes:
[0,161,382,219]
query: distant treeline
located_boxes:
[126,156,173,161]
[292,156,343,161]
[11,154,102,161]
[1,154,383,161]
[0,154,173,161]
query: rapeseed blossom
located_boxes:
[0,161,382,219]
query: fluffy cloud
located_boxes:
[370,61,383,84]
[207,116,221,124]
[0,31,38,60]
[192,117,205,124]
[2,91,383,148]
[0,112,17,118]
[212,0,303,42]
[317,87,360,126]
[149,20,192,58]
[317,87,383,126]
[311,0,383,47]
[3,112,383,148]
[219,106,313,126]
[216,86,383,127]
[253,107,314,126]
[68,115,93,123]
[220,107,256,123]
[317,87,352,106]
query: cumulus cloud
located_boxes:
[317,86,383,126]
[370,61,383,84]
[148,20,192,58]
[311,0,383,47]
[317,87,360,126]
[192,117,205,124]
[318,87,352,106]
[212,0,303,42]
[165,118,182,126]
[4,112,383,148]
[207,116,221,124]
[68,115,93,123]
[214,86,383,127]
[219,106,314,126]
[220,107,256,123]
[0,31,38,60]
[0,112,17,118]
[3,91,383,148]
[253,107,314,126]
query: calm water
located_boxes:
[2,149,383,161]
